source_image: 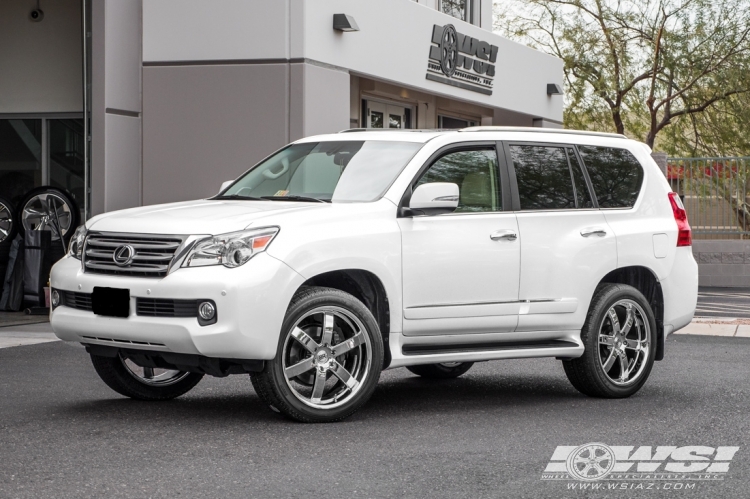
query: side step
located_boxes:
[402,339,580,356]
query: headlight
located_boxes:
[68,225,87,260]
[182,227,279,268]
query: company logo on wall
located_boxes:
[426,24,497,96]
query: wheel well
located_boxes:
[299,270,391,368]
[599,266,665,361]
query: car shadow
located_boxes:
[57,368,591,425]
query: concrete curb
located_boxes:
[674,318,750,337]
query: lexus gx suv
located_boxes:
[50,127,698,423]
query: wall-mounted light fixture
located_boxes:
[333,14,359,32]
[547,83,563,95]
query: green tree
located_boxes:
[494,0,750,151]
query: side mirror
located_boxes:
[219,180,233,193]
[407,182,459,216]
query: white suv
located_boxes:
[50,127,697,422]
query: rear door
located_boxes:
[504,142,617,332]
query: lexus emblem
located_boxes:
[439,24,458,77]
[113,245,136,267]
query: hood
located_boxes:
[87,199,328,235]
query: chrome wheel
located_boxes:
[598,299,651,386]
[0,199,13,243]
[21,192,74,240]
[282,306,372,410]
[120,354,190,386]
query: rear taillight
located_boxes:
[668,192,692,247]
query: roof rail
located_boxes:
[459,126,628,139]
[338,128,455,133]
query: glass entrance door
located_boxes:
[367,102,407,129]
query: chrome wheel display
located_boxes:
[282,306,372,410]
[20,191,74,241]
[120,354,190,387]
[598,299,651,386]
[0,198,13,243]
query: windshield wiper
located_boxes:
[214,194,263,200]
[260,195,329,203]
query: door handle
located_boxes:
[580,227,607,237]
[490,229,518,241]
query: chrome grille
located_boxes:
[84,233,184,278]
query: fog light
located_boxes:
[51,289,60,308]
[198,301,216,321]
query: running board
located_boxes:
[402,339,579,356]
[387,334,584,369]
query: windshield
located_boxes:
[220,140,423,202]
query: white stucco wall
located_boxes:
[141,0,563,122]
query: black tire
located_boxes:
[16,186,80,245]
[0,195,17,246]
[563,283,657,398]
[251,286,384,423]
[406,362,474,379]
[90,353,203,401]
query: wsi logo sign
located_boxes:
[542,443,739,481]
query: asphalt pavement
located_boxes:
[696,287,750,318]
[1,335,749,499]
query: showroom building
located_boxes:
[0,0,563,220]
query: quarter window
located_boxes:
[577,146,644,208]
[511,145,592,210]
[417,148,501,213]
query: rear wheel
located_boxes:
[90,352,203,401]
[251,287,383,423]
[406,362,474,379]
[563,284,656,398]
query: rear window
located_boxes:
[577,146,644,208]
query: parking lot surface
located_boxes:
[1,335,749,499]
[696,287,750,318]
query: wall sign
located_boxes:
[426,24,497,96]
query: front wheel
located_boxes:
[90,353,203,401]
[563,283,656,398]
[251,287,384,423]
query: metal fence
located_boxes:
[666,157,750,239]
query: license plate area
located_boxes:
[91,287,130,318]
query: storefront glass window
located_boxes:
[441,0,469,22]
[48,119,85,208]
[0,119,42,205]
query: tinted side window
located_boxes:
[511,145,576,210]
[417,148,501,213]
[577,146,644,208]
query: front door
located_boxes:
[504,143,618,332]
[368,101,406,129]
[398,145,521,336]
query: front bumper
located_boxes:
[50,253,305,360]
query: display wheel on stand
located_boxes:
[16,187,80,259]
[0,195,17,279]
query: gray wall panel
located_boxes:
[0,0,82,113]
[104,0,142,113]
[142,64,290,205]
[104,114,141,211]
[142,0,289,62]
[300,64,350,137]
